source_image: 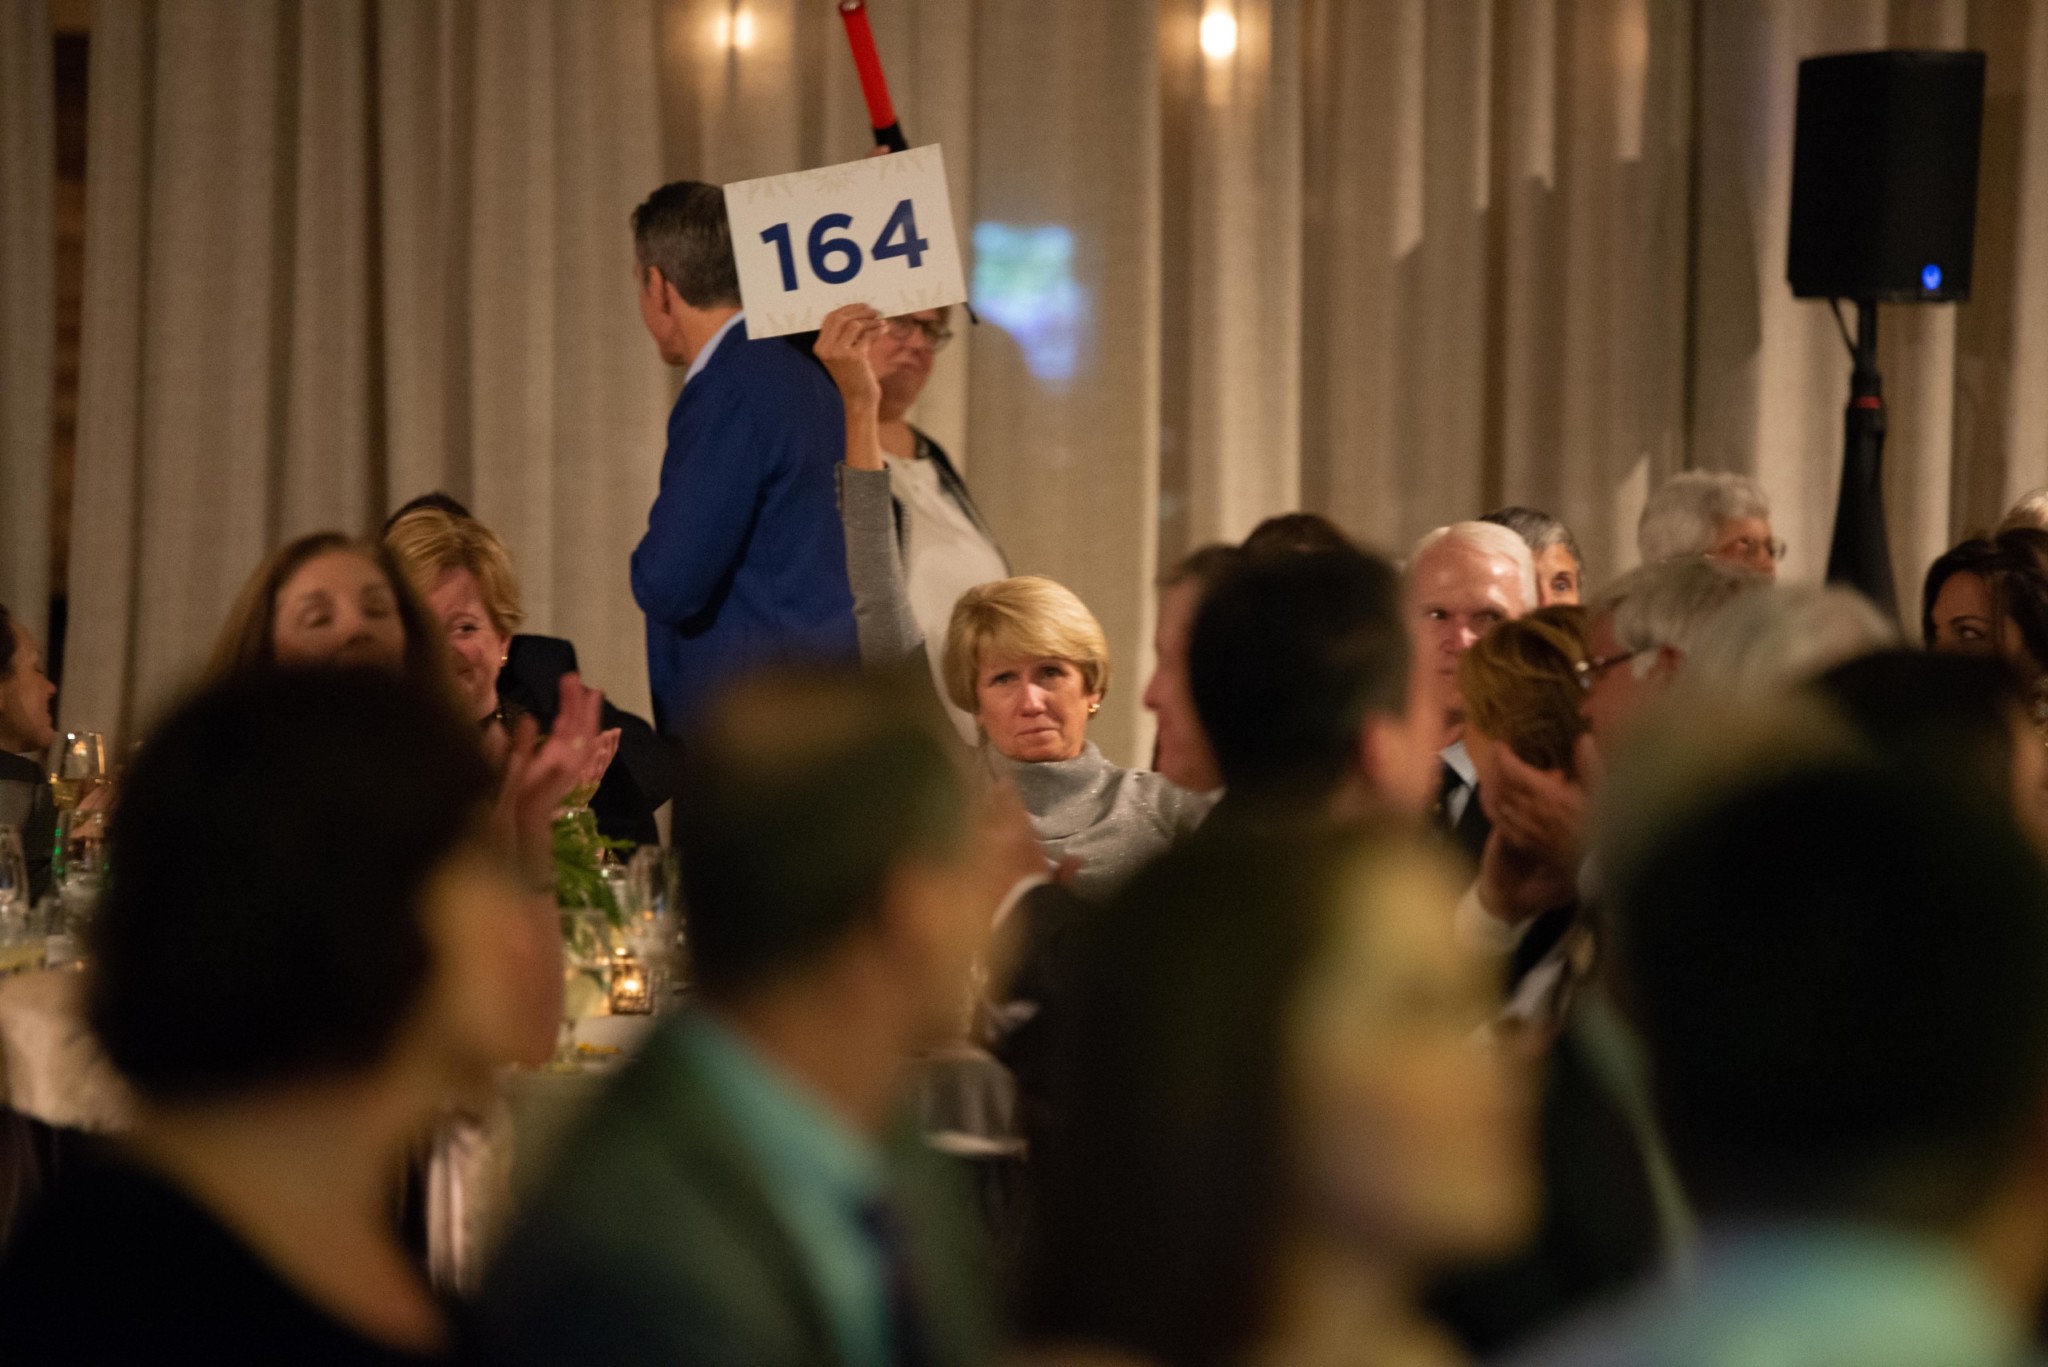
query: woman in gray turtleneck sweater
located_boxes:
[938,577,1208,900]
[816,305,1206,900]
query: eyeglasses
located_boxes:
[1573,650,1640,693]
[1717,536,1789,565]
[885,316,954,352]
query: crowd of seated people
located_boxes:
[12,448,2048,1367]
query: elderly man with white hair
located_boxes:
[1637,471,1782,579]
[1407,520,1538,863]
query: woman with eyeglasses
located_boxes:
[817,303,1010,744]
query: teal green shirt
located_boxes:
[681,1015,891,1367]
[1506,1220,2028,1367]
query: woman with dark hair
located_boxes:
[1483,507,1584,607]
[206,531,455,697]
[1923,528,2048,712]
[0,668,565,1361]
[1019,827,1533,1367]
[207,531,608,889]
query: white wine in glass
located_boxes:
[46,731,108,812]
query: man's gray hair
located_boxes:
[1408,521,1538,612]
[1999,487,2048,535]
[1678,584,1899,699]
[1593,557,1763,678]
[1482,505,1582,567]
[630,181,741,308]
[1637,471,1771,564]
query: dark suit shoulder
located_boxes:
[705,325,835,395]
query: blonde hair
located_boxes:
[1457,605,1591,775]
[943,576,1111,715]
[382,507,525,636]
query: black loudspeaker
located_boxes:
[1787,50,1985,301]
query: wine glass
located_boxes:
[56,805,108,932]
[0,827,38,975]
[45,731,107,813]
[0,827,27,927]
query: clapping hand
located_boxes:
[1481,738,1595,871]
[497,673,606,887]
[1474,735,1600,925]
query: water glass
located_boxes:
[0,828,39,976]
[57,805,108,928]
[0,827,27,934]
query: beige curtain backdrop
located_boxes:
[1,0,54,647]
[30,0,2048,764]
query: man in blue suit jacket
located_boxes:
[629,181,859,735]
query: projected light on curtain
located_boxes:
[971,223,1089,387]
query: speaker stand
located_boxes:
[1826,299,1898,617]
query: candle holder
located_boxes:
[608,950,652,1015]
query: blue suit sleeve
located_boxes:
[631,382,766,626]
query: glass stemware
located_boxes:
[55,805,109,932]
[44,731,107,813]
[0,828,40,976]
[552,906,617,1070]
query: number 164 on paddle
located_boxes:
[723,145,968,340]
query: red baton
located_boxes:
[838,1,908,152]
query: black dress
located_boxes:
[0,1157,490,1365]
[498,634,679,849]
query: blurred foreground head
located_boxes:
[1813,650,2048,852]
[1676,582,1897,700]
[1190,547,1438,820]
[1612,756,2048,1230]
[90,669,541,1103]
[1580,557,1762,746]
[676,668,984,1038]
[1024,826,1531,1365]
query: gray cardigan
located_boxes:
[838,465,928,669]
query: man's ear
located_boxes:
[1648,644,1685,682]
[642,265,676,311]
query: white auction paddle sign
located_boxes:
[723,145,967,339]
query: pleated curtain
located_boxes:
[11,0,2048,766]
[0,0,54,649]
